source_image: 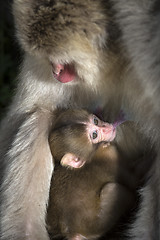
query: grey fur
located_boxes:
[0,1,115,239]
[111,0,160,239]
[0,0,160,239]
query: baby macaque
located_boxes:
[47,109,149,240]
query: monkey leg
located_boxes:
[98,183,135,233]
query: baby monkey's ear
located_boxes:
[61,153,85,169]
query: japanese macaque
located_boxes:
[0,0,159,239]
[49,108,117,169]
[47,109,150,240]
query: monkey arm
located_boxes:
[0,109,53,240]
[111,0,160,96]
[98,183,135,233]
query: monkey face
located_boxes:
[49,110,116,169]
[83,114,116,144]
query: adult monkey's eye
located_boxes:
[92,131,98,139]
[93,117,98,125]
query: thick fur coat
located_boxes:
[0,0,160,239]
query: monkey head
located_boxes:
[12,0,114,88]
[49,109,116,168]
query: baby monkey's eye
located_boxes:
[92,131,98,139]
[93,117,98,125]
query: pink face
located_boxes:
[85,115,116,144]
[52,63,76,83]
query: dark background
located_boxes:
[0,0,21,119]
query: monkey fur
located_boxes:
[47,109,151,240]
[0,1,159,239]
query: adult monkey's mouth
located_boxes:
[52,63,76,83]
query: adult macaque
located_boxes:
[0,0,159,239]
[46,109,150,240]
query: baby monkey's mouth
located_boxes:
[52,63,76,83]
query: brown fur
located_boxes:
[46,109,151,240]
